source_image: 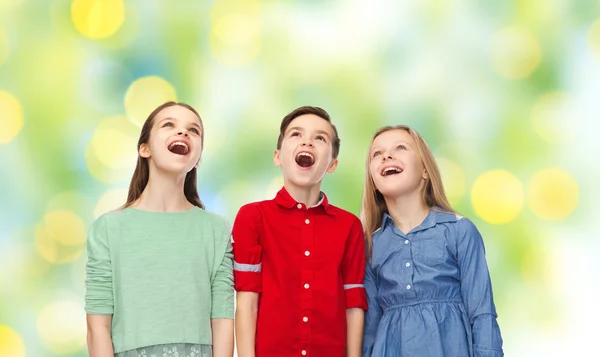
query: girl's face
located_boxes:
[368,129,428,199]
[139,105,204,175]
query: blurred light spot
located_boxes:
[490,26,541,79]
[0,0,23,9]
[71,0,125,39]
[527,168,578,220]
[124,76,177,127]
[436,157,466,205]
[94,188,128,218]
[210,0,261,67]
[91,130,138,169]
[85,115,139,184]
[44,210,87,246]
[46,191,94,220]
[0,325,25,357]
[531,92,574,143]
[588,18,600,60]
[6,229,52,279]
[0,27,8,65]
[37,300,86,354]
[265,175,284,200]
[0,90,23,144]
[35,210,86,264]
[471,170,523,224]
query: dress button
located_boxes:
[303,316,308,322]
[301,350,307,356]
[305,219,310,224]
[405,262,411,268]
[297,204,303,209]
[406,284,411,290]
[304,283,310,289]
[305,251,310,256]
[404,239,409,245]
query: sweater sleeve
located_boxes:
[211,218,234,319]
[85,215,114,315]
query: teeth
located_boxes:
[169,141,188,149]
[296,152,314,159]
[382,167,402,175]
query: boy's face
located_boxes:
[274,114,338,188]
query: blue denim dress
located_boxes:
[363,209,503,357]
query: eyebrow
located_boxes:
[158,117,202,130]
[371,140,412,152]
[287,126,332,139]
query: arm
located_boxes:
[362,262,382,357]
[235,292,259,357]
[86,315,114,357]
[212,318,234,357]
[232,205,263,357]
[211,230,235,357]
[346,308,364,357]
[342,218,369,356]
[457,218,504,357]
[84,216,114,356]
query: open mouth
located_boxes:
[168,141,189,155]
[381,166,403,176]
[295,152,315,168]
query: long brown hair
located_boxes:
[361,125,454,258]
[123,101,205,209]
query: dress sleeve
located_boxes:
[457,218,504,357]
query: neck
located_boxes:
[384,189,430,234]
[283,180,322,207]
[133,168,193,212]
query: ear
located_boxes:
[139,143,151,158]
[422,169,429,180]
[194,158,200,169]
[326,158,338,174]
[273,150,282,167]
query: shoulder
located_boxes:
[325,204,362,227]
[192,208,231,232]
[234,200,270,225]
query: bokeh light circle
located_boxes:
[471,170,524,224]
[527,168,579,220]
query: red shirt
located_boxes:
[233,187,368,357]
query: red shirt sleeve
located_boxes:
[232,203,263,293]
[342,217,368,310]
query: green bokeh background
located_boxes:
[1,0,598,356]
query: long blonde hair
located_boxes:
[360,125,454,258]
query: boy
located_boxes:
[233,106,367,357]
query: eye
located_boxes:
[315,135,326,142]
[189,127,200,135]
[162,122,174,128]
[397,145,406,150]
[372,150,382,158]
[290,131,300,137]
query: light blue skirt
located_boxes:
[115,344,212,357]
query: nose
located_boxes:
[176,130,189,137]
[301,140,314,147]
[382,152,394,161]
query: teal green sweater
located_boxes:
[84,207,234,353]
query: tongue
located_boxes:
[295,155,314,168]
[169,145,187,155]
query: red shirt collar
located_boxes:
[275,187,335,215]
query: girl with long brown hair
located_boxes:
[361,125,503,357]
[85,102,234,357]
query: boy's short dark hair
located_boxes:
[276,106,341,159]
